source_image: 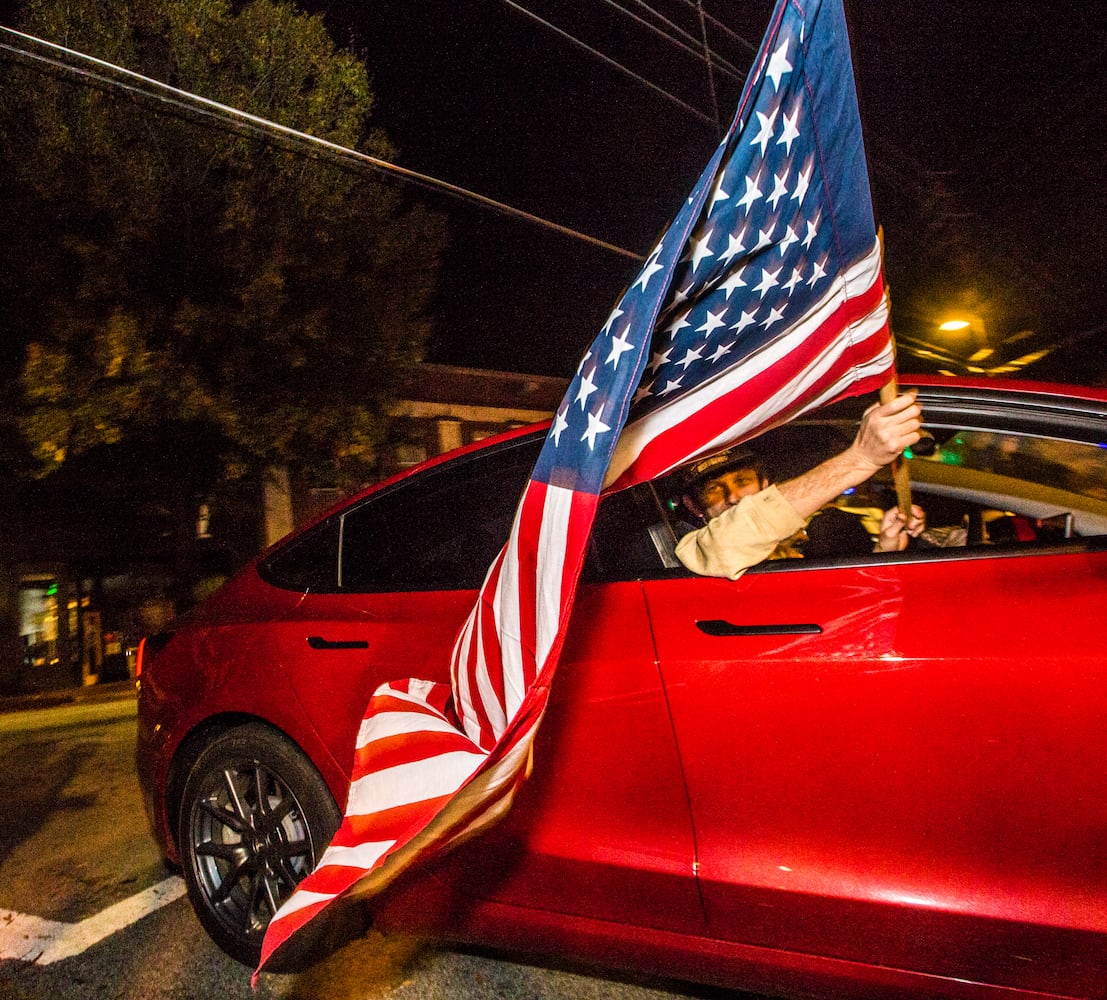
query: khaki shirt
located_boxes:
[675,484,806,580]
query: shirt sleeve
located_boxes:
[675,484,806,580]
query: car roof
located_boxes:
[290,375,1107,541]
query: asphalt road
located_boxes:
[0,696,748,1000]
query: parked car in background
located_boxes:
[136,376,1107,999]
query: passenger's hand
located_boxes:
[876,503,926,552]
[851,391,922,473]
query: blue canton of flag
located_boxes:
[532,0,893,495]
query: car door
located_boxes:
[643,451,1107,996]
[258,440,703,933]
[440,486,705,934]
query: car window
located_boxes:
[583,485,678,583]
[264,397,1107,594]
[259,519,341,591]
[642,412,1107,578]
[901,429,1107,544]
[339,437,542,592]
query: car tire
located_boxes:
[178,722,350,969]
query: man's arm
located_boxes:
[776,390,922,519]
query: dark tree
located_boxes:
[1,0,446,487]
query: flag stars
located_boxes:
[777,104,801,153]
[581,404,611,451]
[768,170,790,209]
[731,308,757,333]
[669,285,691,308]
[766,38,793,91]
[754,225,775,252]
[719,267,747,299]
[783,266,804,293]
[737,171,763,213]
[600,306,624,337]
[778,224,799,257]
[658,376,684,396]
[761,304,786,328]
[605,325,636,367]
[575,365,598,410]
[550,408,569,447]
[687,229,715,272]
[663,309,692,341]
[803,216,819,249]
[751,108,778,155]
[697,308,727,337]
[648,346,672,373]
[676,345,703,370]
[755,265,781,297]
[708,175,730,214]
[634,245,665,292]
[808,256,828,287]
[720,226,747,266]
[792,157,813,206]
[708,341,734,363]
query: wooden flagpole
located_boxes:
[877,227,913,518]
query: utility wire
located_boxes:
[0,24,645,262]
[663,0,759,53]
[598,0,744,81]
[695,0,722,132]
[497,0,718,126]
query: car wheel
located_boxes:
[178,722,342,967]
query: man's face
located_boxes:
[695,466,766,519]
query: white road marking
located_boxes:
[0,876,186,963]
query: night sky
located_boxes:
[3,1,1104,383]
[300,0,1107,385]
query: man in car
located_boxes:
[675,390,926,579]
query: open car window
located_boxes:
[586,405,1107,584]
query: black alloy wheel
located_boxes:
[178,723,342,967]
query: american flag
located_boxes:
[257,0,891,973]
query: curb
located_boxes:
[0,679,138,715]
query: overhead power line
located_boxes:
[600,0,745,80]
[666,0,759,53]
[0,24,645,262]
[497,0,718,126]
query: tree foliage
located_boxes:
[1,0,445,483]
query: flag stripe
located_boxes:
[534,483,576,667]
[345,750,487,816]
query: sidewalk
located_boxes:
[0,678,138,715]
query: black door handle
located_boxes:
[696,619,822,637]
[307,636,369,650]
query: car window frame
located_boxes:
[625,384,1107,583]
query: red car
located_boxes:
[136,376,1107,999]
